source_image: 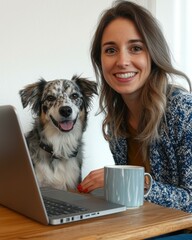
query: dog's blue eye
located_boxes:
[70,93,79,100]
[46,95,56,102]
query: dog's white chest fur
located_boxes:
[30,125,83,191]
[35,155,81,190]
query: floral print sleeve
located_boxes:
[146,89,192,213]
[109,88,192,213]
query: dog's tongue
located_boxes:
[59,121,74,131]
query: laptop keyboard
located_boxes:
[43,196,88,216]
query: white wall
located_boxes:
[156,0,192,81]
[2,0,190,179]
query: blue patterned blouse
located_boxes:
[109,88,192,213]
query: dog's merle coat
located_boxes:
[19,76,97,190]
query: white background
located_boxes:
[0,0,191,178]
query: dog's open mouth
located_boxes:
[50,115,77,132]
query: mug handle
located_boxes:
[144,173,152,197]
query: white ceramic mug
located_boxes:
[104,165,152,208]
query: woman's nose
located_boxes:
[116,51,131,68]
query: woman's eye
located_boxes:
[130,45,142,53]
[70,93,79,100]
[46,95,56,102]
[105,47,116,55]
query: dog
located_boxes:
[19,75,97,190]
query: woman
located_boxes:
[78,0,192,214]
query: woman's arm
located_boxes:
[77,168,104,193]
[147,91,192,213]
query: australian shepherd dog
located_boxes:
[19,75,97,191]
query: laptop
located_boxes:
[0,105,126,225]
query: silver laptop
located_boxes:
[0,105,126,225]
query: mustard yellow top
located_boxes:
[127,124,150,173]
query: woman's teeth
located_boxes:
[116,72,136,78]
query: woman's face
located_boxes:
[101,18,151,100]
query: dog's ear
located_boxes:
[19,78,47,115]
[72,75,98,109]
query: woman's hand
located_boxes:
[77,168,104,193]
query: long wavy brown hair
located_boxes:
[90,0,191,161]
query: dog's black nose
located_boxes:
[59,106,72,117]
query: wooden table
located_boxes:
[0,201,192,240]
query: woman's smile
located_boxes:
[114,72,138,82]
